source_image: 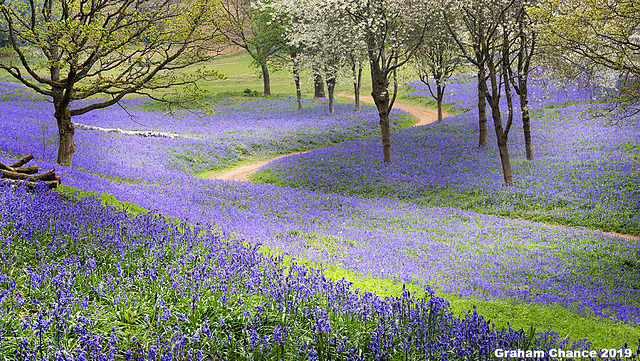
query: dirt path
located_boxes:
[200,152,308,182]
[337,91,448,127]
[202,95,445,182]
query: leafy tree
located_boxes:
[0,0,225,167]
[216,0,284,96]
[0,27,8,47]
[339,0,429,163]
[531,0,640,118]
[414,11,462,122]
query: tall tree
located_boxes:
[216,0,284,95]
[339,0,429,162]
[507,0,537,160]
[444,0,493,147]
[414,10,462,122]
[446,0,518,184]
[0,0,224,167]
[531,0,640,117]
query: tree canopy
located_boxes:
[0,0,226,166]
[531,0,640,117]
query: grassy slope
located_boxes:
[194,53,640,349]
[7,49,636,350]
[167,50,373,98]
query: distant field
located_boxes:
[173,50,373,99]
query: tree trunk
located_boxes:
[489,83,514,185]
[327,76,336,115]
[314,71,325,98]
[379,109,392,162]
[477,68,488,147]
[517,10,534,161]
[486,55,513,185]
[261,63,271,96]
[519,77,533,160]
[496,131,513,184]
[353,65,362,109]
[55,109,76,167]
[371,68,392,163]
[437,84,444,122]
[520,85,533,160]
[294,64,302,111]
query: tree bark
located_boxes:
[0,179,59,189]
[353,64,362,109]
[55,109,76,167]
[371,67,392,163]
[327,76,336,115]
[314,71,325,98]
[486,49,513,185]
[10,154,34,168]
[294,64,302,110]
[0,162,12,172]
[477,68,488,147]
[514,11,534,161]
[436,84,444,122]
[1,169,56,182]
[378,107,392,163]
[520,88,533,160]
[496,132,513,184]
[488,95,514,185]
[261,62,271,96]
[14,166,39,174]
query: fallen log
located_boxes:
[0,154,60,189]
[14,165,39,174]
[0,169,28,180]
[1,169,56,182]
[0,178,59,189]
[10,154,34,168]
[0,162,12,172]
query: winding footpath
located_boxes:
[202,93,446,182]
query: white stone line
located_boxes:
[73,122,180,138]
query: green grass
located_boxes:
[53,167,640,352]
[270,244,640,350]
[56,184,151,217]
[161,50,373,99]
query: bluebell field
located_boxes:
[1,74,639,359]
[260,75,640,235]
[2,185,613,360]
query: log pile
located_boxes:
[0,154,61,189]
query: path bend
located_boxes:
[202,94,446,182]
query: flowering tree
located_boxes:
[0,0,225,167]
[414,11,462,122]
[270,0,364,114]
[340,0,429,163]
